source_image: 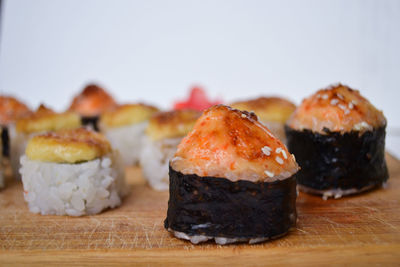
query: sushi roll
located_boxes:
[285,84,388,199]
[0,129,3,188]
[231,97,296,144]
[10,105,81,179]
[68,84,117,131]
[99,103,159,166]
[20,128,126,216]
[165,105,299,245]
[0,96,32,157]
[140,110,201,191]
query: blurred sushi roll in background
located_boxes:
[230,96,296,144]
[140,109,201,191]
[285,84,388,199]
[0,129,3,188]
[10,105,81,179]
[165,105,299,245]
[0,96,32,158]
[99,103,159,166]
[68,84,117,131]
[20,128,126,216]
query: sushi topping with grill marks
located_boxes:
[26,128,111,163]
[230,96,296,124]
[287,84,386,133]
[145,110,201,141]
[100,103,159,128]
[16,104,81,134]
[171,105,299,182]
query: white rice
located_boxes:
[100,122,147,166]
[168,228,288,245]
[19,152,127,216]
[298,184,378,200]
[140,136,182,191]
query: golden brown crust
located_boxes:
[0,96,32,125]
[172,105,299,182]
[26,128,111,163]
[100,103,159,128]
[230,97,296,123]
[16,105,81,134]
[68,84,117,117]
[146,110,201,141]
[287,84,386,133]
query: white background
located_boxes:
[0,0,399,154]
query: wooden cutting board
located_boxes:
[0,154,399,266]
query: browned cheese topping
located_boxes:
[26,128,111,163]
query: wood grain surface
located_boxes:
[0,154,399,266]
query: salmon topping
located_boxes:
[0,96,32,125]
[69,84,117,117]
[287,84,386,133]
[172,105,299,182]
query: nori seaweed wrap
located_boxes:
[81,116,100,131]
[165,105,299,245]
[1,126,9,157]
[285,84,388,199]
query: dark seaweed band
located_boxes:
[165,166,297,239]
[81,116,99,131]
[1,126,9,157]
[285,125,388,192]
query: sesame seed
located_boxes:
[261,146,271,156]
[338,104,347,110]
[351,100,358,105]
[330,99,339,105]
[344,109,350,115]
[265,170,274,178]
[322,94,329,100]
[276,147,287,159]
[353,121,372,131]
[275,156,284,165]
[241,114,247,118]
[337,93,344,100]
[348,102,354,109]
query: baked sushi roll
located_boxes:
[68,84,117,131]
[0,129,3,189]
[165,105,299,245]
[0,96,32,157]
[140,110,201,191]
[10,105,81,179]
[99,103,159,166]
[285,84,388,199]
[20,128,126,216]
[231,97,296,144]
